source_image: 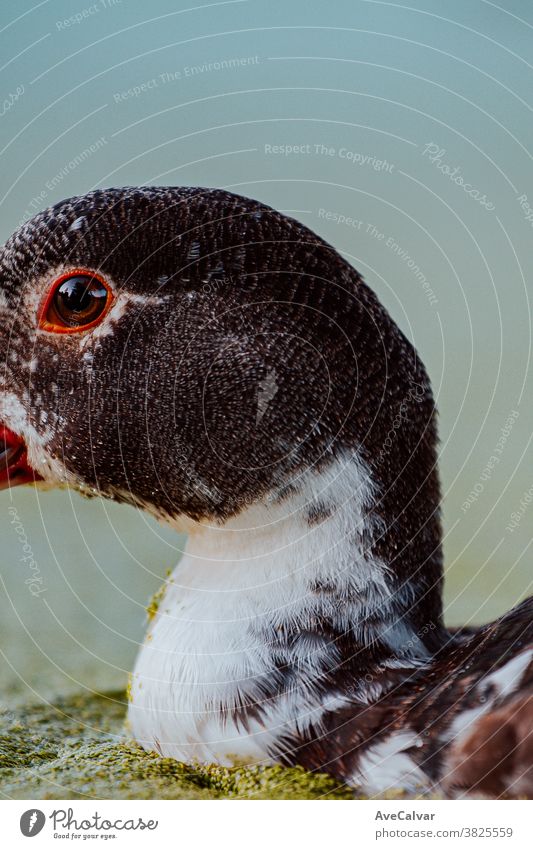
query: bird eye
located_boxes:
[39,270,113,333]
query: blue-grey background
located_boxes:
[1,0,532,701]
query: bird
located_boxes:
[0,185,531,798]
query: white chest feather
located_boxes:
[127,453,408,765]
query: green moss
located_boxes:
[146,569,172,622]
[0,691,357,799]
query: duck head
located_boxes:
[0,186,444,641]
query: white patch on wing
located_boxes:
[482,650,532,699]
[355,731,429,794]
[445,649,533,746]
[69,216,86,232]
[128,451,418,765]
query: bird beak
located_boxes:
[0,425,42,490]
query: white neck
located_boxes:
[128,452,421,765]
[178,452,390,625]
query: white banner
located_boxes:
[2,799,532,848]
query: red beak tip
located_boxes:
[0,424,40,489]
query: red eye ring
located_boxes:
[39,268,114,334]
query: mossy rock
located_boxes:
[0,691,358,799]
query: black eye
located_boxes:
[40,271,112,333]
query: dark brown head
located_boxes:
[0,186,444,637]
